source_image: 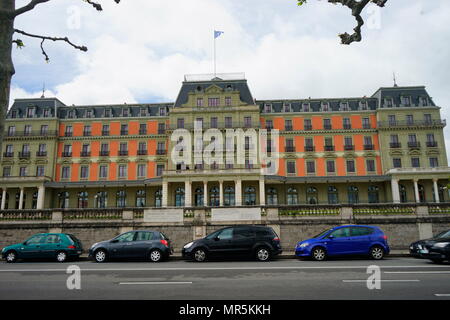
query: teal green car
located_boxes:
[1,233,83,263]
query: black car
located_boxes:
[89,230,172,262]
[409,229,450,263]
[182,225,282,262]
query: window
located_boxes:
[265,120,273,130]
[175,187,185,207]
[24,125,32,135]
[264,104,272,113]
[196,98,203,107]
[244,186,256,205]
[119,142,128,155]
[78,191,89,208]
[177,118,184,129]
[302,103,310,112]
[285,119,293,131]
[304,119,312,130]
[343,118,351,129]
[386,98,393,108]
[104,109,111,117]
[366,159,376,172]
[406,115,414,125]
[65,126,73,136]
[40,125,48,135]
[137,164,147,177]
[267,188,278,205]
[225,97,232,106]
[81,144,90,156]
[3,166,11,177]
[399,184,407,203]
[118,164,127,178]
[393,158,402,168]
[322,102,329,111]
[340,102,349,111]
[364,136,373,149]
[287,187,298,205]
[194,188,204,206]
[224,186,235,206]
[7,126,15,136]
[95,191,108,208]
[139,123,147,135]
[156,164,164,176]
[217,228,233,240]
[388,115,396,126]
[306,161,315,174]
[344,137,353,150]
[401,96,411,106]
[348,186,359,204]
[225,117,233,128]
[138,142,147,155]
[244,116,252,128]
[102,124,109,136]
[326,160,335,173]
[210,187,220,206]
[323,119,331,130]
[80,166,89,179]
[116,190,127,207]
[19,166,27,177]
[58,192,69,209]
[327,186,339,204]
[210,117,218,128]
[155,189,162,207]
[411,157,420,168]
[208,97,220,107]
[330,227,351,238]
[429,157,439,168]
[362,118,370,129]
[61,166,70,179]
[283,103,291,112]
[157,123,165,134]
[99,165,108,179]
[306,187,318,204]
[122,108,129,117]
[26,107,35,118]
[68,110,74,118]
[136,190,146,207]
[346,159,356,173]
[100,143,109,156]
[368,186,379,203]
[115,232,134,243]
[120,124,128,135]
[285,139,294,152]
[424,114,432,124]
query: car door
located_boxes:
[40,234,63,258]
[109,232,136,259]
[349,227,373,254]
[232,227,256,257]
[205,228,235,257]
[132,231,156,258]
[20,234,46,258]
[325,227,353,255]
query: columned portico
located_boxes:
[413,179,420,203]
[37,185,45,209]
[433,178,440,203]
[162,181,168,207]
[1,188,6,210]
[391,179,400,204]
[219,180,224,206]
[184,180,192,207]
[259,179,266,206]
[18,187,25,210]
[235,179,242,206]
[203,181,208,206]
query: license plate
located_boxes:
[77,251,82,254]
[420,249,429,254]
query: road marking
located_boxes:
[119,281,192,285]
[385,271,450,274]
[435,294,450,297]
[343,280,420,283]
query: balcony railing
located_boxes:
[285,146,295,153]
[118,150,128,156]
[5,130,58,137]
[156,149,166,155]
[3,152,13,158]
[304,125,313,131]
[390,142,401,148]
[137,149,148,155]
[378,119,446,128]
[324,145,335,152]
[284,126,293,131]
[62,152,72,157]
[343,124,352,130]
[64,132,73,137]
[408,142,421,148]
[120,130,128,135]
[157,129,166,134]
[80,151,91,157]
[18,152,31,159]
[99,151,110,156]
[426,141,438,148]
[83,131,91,137]
[305,145,315,152]
[323,125,332,130]
[101,131,109,136]
[36,151,47,157]
[139,130,147,135]
[344,145,354,151]
[364,144,374,150]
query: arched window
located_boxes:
[287,187,298,205]
[306,187,318,204]
[347,186,359,204]
[418,184,425,203]
[327,186,338,204]
[155,189,162,207]
[195,187,204,206]
[116,190,126,208]
[175,187,185,207]
[368,185,379,203]
[210,187,220,206]
[95,191,107,208]
[32,192,38,209]
[58,192,69,209]
[267,187,278,205]
[224,186,235,206]
[78,191,89,208]
[136,190,146,207]
[399,184,407,203]
[244,186,256,205]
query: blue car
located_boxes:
[295,225,390,261]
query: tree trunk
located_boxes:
[0,1,16,158]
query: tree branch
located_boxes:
[83,0,122,11]
[13,0,51,17]
[13,29,87,62]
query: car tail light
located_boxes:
[381,235,388,240]
[160,240,169,247]
[273,237,280,242]
[67,245,76,249]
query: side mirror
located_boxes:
[214,237,220,241]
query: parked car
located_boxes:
[295,225,390,261]
[409,229,450,263]
[89,230,172,263]
[182,225,282,262]
[1,233,83,263]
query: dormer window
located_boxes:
[420,96,428,106]
[86,110,93,118]
[264,103,272,113]
[225,97,232,106]
[68,110,74,118]
[283,103,291,112]
[386,98,393,108]
[360,101,368,110]
[159,107,166,116]
[26,107,35,118]
[196,98,204,107]
[340,102,349,111]
[11,110,17,118]
[322,102,329,112]
[43,109,50,118]
[104,108,111,117]
[140,107,147,117]
[401,96,411,106]
[302,103,310,112]
[208,97,219,107]
[122,108,129,117]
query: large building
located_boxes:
[0,73,448,210]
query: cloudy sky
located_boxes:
[10,0,450,159]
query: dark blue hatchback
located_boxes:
[295,225,390,261]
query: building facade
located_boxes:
[0,73,448,210]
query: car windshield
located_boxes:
[313,229,332,239]
[435,230,450,239]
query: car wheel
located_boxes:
[311,247,327,261]
[5,251,17,263]
[370,246,385,260]
[149,249,163,262]
[94,249,107,263]
[431,258,444,264]
[193,248,207,262]
[56,251,68,263]
[255,247,271,262]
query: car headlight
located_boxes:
[184,242,194,249]
[1,247,4,253]
[91,243,99,248]
[299,243,309,248]
[433,242,450,248]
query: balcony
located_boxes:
[156,149,166,155]
[99,151,110,157]
[118,150,129,156]
[101,131,110,136]
[80,151,91,157]
[324,145,335,152]
[18,152,31,159]
[36,151,47,157]
[364,144,374,150]
[285,126,293,131]
[4,130,58,138]
[323,125,332,130]
[285,146,295,153]
[343,124,351,130]
[344,145,354,151]
[378,119,446,128]
[362,124,371,129]
[137,149,148,156]
[304,125,312,131]
[139,130,147,135]
[62,152,72,157]
[390,142,401,148]
[408,142,421,149]
[83,132,91,137]
[426,141,438,148]
[157,129,166,134]
[120,131,128,136]
[304,145,315,152]
[64,132,73,137]
[3,152,13,158]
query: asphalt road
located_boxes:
[0,257,449,300]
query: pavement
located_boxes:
[0,256,449,300]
